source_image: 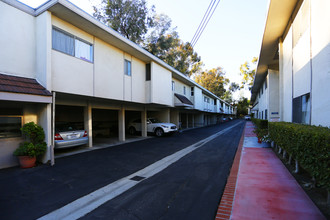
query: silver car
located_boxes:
[54,123,88,149]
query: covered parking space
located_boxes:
[91,108,119,145]
[171,109,204,130]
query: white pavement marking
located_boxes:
[38,122,243,220]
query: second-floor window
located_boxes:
[124,60,131,76]
[183,86,186,95]
[191,87,194,96]
[146,63,151,81]
[172,81,175,91]
[52,27,93,62]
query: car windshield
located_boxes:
[148,118,161,123]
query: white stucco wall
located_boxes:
[292,12,311,98]
[310,0,330,127]
[94,38,124,100]
[51,16,94,96]
[172,79,190,97]
[203,94,213,112]
[131,57,146,103]
[281,27,293,122]
[150,62,172,106]
[258,81,268,119]
[51,51,94,96]
[172,78,194,106]
[36,11,52,90]
[194,87,203,111]
[0,1,36,78]
[268,70,280,121]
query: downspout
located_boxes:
[309,0,313,125]
[51,91,56,166]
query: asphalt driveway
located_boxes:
[0,120,244,220]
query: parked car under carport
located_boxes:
[54,123,88,149]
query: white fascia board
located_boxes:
[0,92,52,103]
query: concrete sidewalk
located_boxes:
[215,121,326,220]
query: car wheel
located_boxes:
[128,127,136,135]
[154,128,164,137]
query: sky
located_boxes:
[18,0,269,99]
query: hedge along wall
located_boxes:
[269,122,330,191]
[251,118,268,129]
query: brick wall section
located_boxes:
[215,123,245,220]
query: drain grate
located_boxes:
[130,176,146,181]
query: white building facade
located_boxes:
[251,0,330,127]
[0,0,234,169]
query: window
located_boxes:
[124,60,131,76]
[75,38,93,62]
[0,116,22,138]
[292,93,310,124]
[265,109,268,120]
[172,81,175,91]
[52,27,93,62]
[52,28,74,56]
[191,87,194,96]
[146,63,151,81]
[183,86,186,95]
[214,99,217,105]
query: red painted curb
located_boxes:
[215,122,245,220]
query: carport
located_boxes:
[55,105,84,130]
[54,105,86,155]
[92,108,119,145]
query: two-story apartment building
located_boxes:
[251,0,330,127]
[0,0,234,169]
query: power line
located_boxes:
[190,0,221,48]
[190,0,216,47]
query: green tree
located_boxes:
[222,91,233,104]
[194,67,229,97]
[236,97,250,116]
[240,57,258,90]
[143,14,179,55]
[229,82,240,93]
[144,14,202,76]
[93,0,154,44]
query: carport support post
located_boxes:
[141,109,147,137]
[118,107,125,142]
[84,103,93,148]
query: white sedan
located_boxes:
[127,118,178,137]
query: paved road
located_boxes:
[0,120,245,220]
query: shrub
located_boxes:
[13,122,47,157]
[252,118,269,141]
[269,122,330,191]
